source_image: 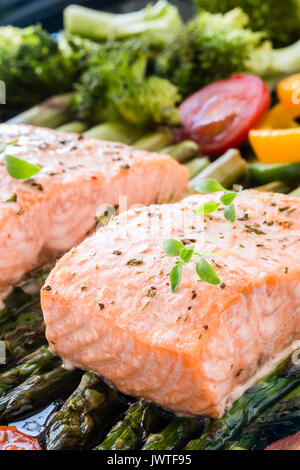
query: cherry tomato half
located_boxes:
[177,74,271,156]
[0,426,42,450]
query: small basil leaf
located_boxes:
[196,258,221,286]
[224,203,236,222]
[180,245,194,263]
[163,239,184,257]
[220,192,237,206]
[194,201,220,215]
[170,264,182,292]
[195,179,227,194]
[5,155,41,180]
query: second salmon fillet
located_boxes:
[0,124,188,290]
[42,191,300,417]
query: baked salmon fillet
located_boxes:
[42,191,300,417]
[0,124,188,290]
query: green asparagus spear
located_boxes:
[256,181,295,194]
[134,129,173,151]
[46,372,117,450]
[0,269,48,325]
[142,416,204,450]
[0,346,53,396]
[84,122,144,144]
[0,366,80,421]
[94,400,159,450]
[185,157,210,179]
[188,149,247,193]
[160,141,201,163]
[248,161,300,185]
[290,186,300,198]
[56,121,88,133]
[227,384,300,450]
[7,93,72,128]
[185,354,300,450]
[3,315,46,365]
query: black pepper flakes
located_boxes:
[127,259,143,266]
[98,303,105,310]
[113,250,122,256]
[44,285,52,291]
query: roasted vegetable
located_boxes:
[74,38,180,127]
[64,0,183,49]
[46,372,117,450]
[142,417,204,450]
[185,354,300,450]
[157,8,262,98]
[248,161,300,185]
[94,400,159,450]
[227,384,300,450]
[0,26,93,108]
[0,346,53,396]
[194,0,300,47]
[0,366,80,421]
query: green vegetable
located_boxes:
[56,121,88,133]
[8,93,73,128]
[134,129,173,151]
[0,366,80,421]
[0,346,53,396]
[185,157,210,179]
[189,149,247,193]
[94,400,159,450]
[0,26,92,108]
[227,384,300,450]
[142,417,204,450]
[5,155,40,180]
[194,0,300,47]
[185,354,300,450]
[163,239,221,292]
[162,141,201,164]
[157,8,262,98]
[46,372,117,450]
[74,38,180,127]
[248,162,300,185]
[64,0,183,49]
[247,39,300,86]
[256,181,295,194]
[84,121,144,144]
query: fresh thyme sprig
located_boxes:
[1,141,41,180]
[195,179,238,222]
[163,239,221,292]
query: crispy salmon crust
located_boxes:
[0,124,188,290]
[42,191,300,417]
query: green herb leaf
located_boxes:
[196,258,221,286]
[163,239,184,257]
[194,201,220,215]
[170,264,182,292]
[180,245,194,263]
[5,155,41,180]
[220,192,237,206]
[224,203,236,222]
[195,179,227,194]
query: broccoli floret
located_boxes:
[247,39,300,86]
[74,39,180,126]
[157,8,263,98]
[194,0,300,47]
[115,76,181,127]
[0,25,94,108]
[64,0,183,49]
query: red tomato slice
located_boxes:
[0,426,41,450]
[177,74,271,156]
[266,431,300,451]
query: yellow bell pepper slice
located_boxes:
[249,103,300,164]
[277,73,300,109]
